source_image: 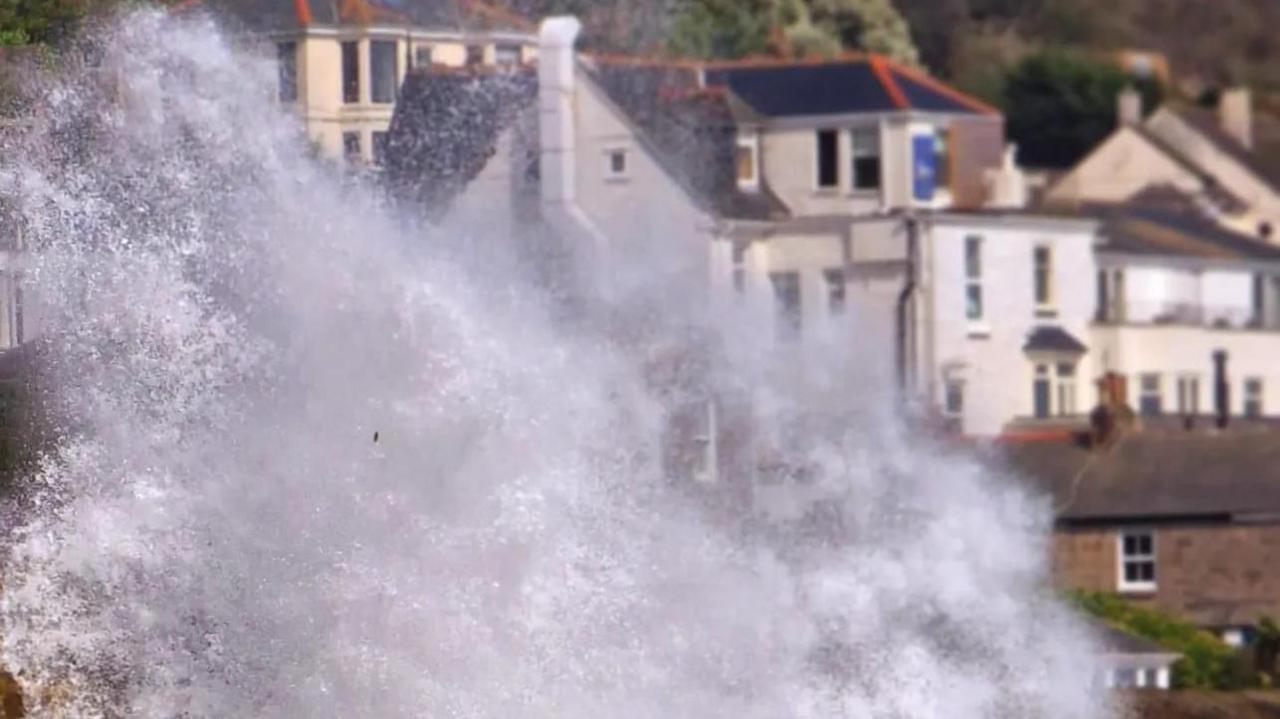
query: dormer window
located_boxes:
[851,126,881,191]
[736,135,759,190]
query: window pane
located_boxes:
[736,144,756,183]
[414,45,433,67]
[1137,534,1152,555]
[341,41,360,103]
[1056,362,1075,377]
[342,131,360,160]
[816,130,838,188]
[1124,535,1137,555]
[372,131,388,166]
[965,284,982,320]
[466,45,484,66]
[370,40,398,104]
[965,237,981,278]
[495,44,521,66]
[1124,563,1140,582]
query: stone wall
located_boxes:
[1054,522,1280,628]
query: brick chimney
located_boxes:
[1219,87,1253,150]
[1117,86,1142,127]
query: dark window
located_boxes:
[1139,374,1162,416]
[277,42,297,103]
[1245,377,1264,418]
[1033,364,1051,419]
[851,127,880,190]
[495,44,521,66]
[944,381,964,416]
[1095,269,1108,322]
[466,45,484,66]
[1034,246,1053,307]
[770,272,801,341]
[965,236,983,321]
[342,131,361,161]
[341,41,360,103]
[934,127,951,189]
[1120,530,1156,591]
[372,131,388,166]
[824,268,845,314]
[607,149,627,177]
[731,243,746,294]
[370,40,398,104]
[414,45,433,68]
[816,129,838,188]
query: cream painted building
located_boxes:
[196,0,536,162]
[1048,87,1280,243]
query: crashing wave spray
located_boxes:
[0,9,1111,718]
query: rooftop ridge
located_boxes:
[867,54,908,110]
[882,56,999,116]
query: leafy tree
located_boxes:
[668,0,773,59]
[668,0,918,62]
[1002,48,1161,168]
[0,0,110,45]
[1068,590,1244,689]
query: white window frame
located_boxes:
[1245,377,1264,418]
[1055,361,1077,416]
[1177,374,1200,416]
[1118,529,1157,593]
[736,134,760,190]
[604,146,630,182]
[1033,244,1055,313]
[964,235,984,324]
[849,125,881,192]
[943,379,964,418]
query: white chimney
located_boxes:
[986,144,1029,209]
[537,16,610,253]
[1220,87,1253,150]
[1117,86,1142,127]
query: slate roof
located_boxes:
[1000,426,1280,523]
[1092,199,1280,263]
[384,67,536,217]
[1166,104,1280,190]
[1023,326,1087,354]
[699,56,997,118]
[190,0,531,34]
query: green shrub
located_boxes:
[1067,590,1239,689]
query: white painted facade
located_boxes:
[921,215,1100,436]
[1093,253,1280,418]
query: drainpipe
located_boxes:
[896,214,918,392]
[1214,349,1230,429]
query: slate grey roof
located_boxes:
[1092,619,1179,658]
[384,67,536,218]
[191,0,531,34]
[1000,426,1280,523]
[1092,199,1280,263]
[700,57,997,118]
[1023,326,1087,354]
[1167,104,1280,191]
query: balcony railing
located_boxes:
[1095,301,1280,332]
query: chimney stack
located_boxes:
[1117,86,1143,127]
[1213,349,1230,429]
[1220,87,1253,150]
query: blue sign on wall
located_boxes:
[912,134,937,201]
